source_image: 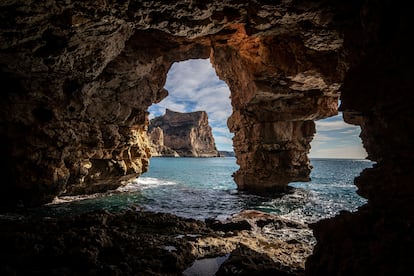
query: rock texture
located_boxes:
[211,24,340,192]
[148,109,219,157]
[0,0,413,274]
[148,125,180,157]
[0,209,313,275]
[305,2,414,275]
[0,0,342,206]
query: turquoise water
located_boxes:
[41,157,374,223]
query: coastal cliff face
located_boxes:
[0,0,413,274]
[148,109,219,157]
[148,125,179,157]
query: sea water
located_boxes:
[40,157,374,223]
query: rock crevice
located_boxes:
[0,0,342,205]
[1,0,413,274]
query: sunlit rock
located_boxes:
[148,109,219,157]
[0,1,413,274]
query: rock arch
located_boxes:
[0,0,413,274]
[0,11,342,204]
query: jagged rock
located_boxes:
[0,1,413,274]
[0,0,342,205]
[0,209,313,275]
[148,109,219,157]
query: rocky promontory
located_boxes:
[148,109,219,157]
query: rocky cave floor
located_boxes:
[0,208,314,275]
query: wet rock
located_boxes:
[217,244,299,276]
[0,209,313,275]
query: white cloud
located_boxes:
[311,114,367,159]
[312,132,334,143]
[150,59,368,158]
[309,144,367,159]
[338,128,360,135]
[151,59,233,151]
[152,98,188,113]
[164,59,223,101]
[214,135,234,152]
[315,119,355,131]
[213,127,232,135]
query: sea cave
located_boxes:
[0,0,413,275]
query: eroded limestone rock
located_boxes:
[306,1,414,274]
[0,0,413,275]
[148,109,219,157]
[0,0,343,205]
[0,209,313,275]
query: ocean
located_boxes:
[42,157,374,223]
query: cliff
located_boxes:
[148,109,219,157]
[219,151,235,157]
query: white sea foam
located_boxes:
[116,177,177,192]
[47,193,105,205]
[47,177,177,205]
[41,159,372,222]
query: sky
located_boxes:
[149,59,367,159]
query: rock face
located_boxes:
[0,0,413,274]
[148,109,219,157]
[0,0,341,206]
[148,125,179,157]
[305,2,414,275]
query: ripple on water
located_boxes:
[20,158,373,223]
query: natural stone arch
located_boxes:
[209,24,340,192]
[94,22,343,196]
[57,30,215,198]
[0,12,343,205]
[1,0,413,274]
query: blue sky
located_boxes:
[149,59,367,159]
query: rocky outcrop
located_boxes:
[211,24,340,193]
[219,151,235,157]
[148,109,219,157]
[0,0,413,274]
[0,209,313,275]
[148,125,180,157]
[0,0,342,206]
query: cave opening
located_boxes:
[148,58,234,156]
[0,1,412,274]
[138,58,240,219]
[140,56,374,224]
[283,108,374,222]
[309,108,367,160]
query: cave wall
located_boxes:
[0,0,212,205]
[306,1,414,274]
[0,0,341,205]
[210,23,340,191]
[1,0,413,274]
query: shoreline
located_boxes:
[0,208,314,275]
